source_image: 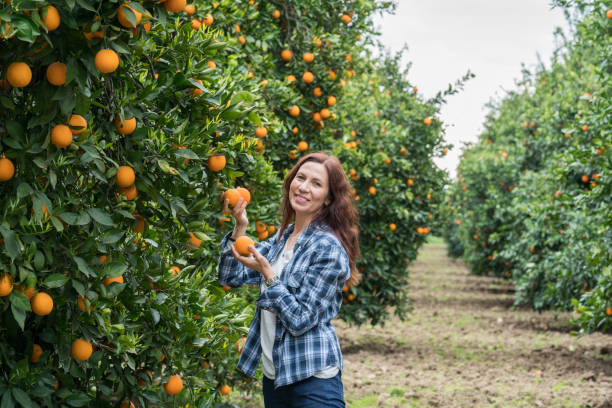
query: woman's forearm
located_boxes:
[231,223,247,239]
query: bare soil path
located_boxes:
[234,242,612,407]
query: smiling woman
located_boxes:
[217,152,360,407]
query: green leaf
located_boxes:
[9,291,31,312]
[72,279,85,296]
[75,0,96,12]
[100,230,124,244]
[0,226,19,260]
[43,274,69,289]
[150,308,160,325]
[65,57,79,85]
[174,149,200,160]
[73,257,94,277]
[221,109,241,121]
[65,392,90,407]
[157,159,179,175]
[5,120,24,139]
[11,305,26,331]
[87,208,114,226]
[248,111,262,127]
[16,183,33,200]
[105,262,127,278]
[11,389,31,408]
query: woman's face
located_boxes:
[289,161,330,218]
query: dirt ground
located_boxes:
[233,243,612,408]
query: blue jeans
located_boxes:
[262,372,345,408]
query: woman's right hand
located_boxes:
[223,197,248,229]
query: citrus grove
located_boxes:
[444,0,612,333]
[1,0,454,405]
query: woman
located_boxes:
[217,152,360,407]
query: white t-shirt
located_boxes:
[260,240,339,380]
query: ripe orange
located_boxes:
[289,105,300,117]
[50,124,73,148]
[71,338,93,361]
[137,370,153,387]
[190,78,203,96]
[607,9,612,19]
[184,4,196,15]
[368,186,376,195]
[117,4,142,28]
[207,60,217,69]
[31,292,54,315]
[164,0,186,12]
[46,62,66,86]
[68,114,87,135]
[340,14,351,24]
[119,184,138,200]
[104,275,124,286]
[114,116,137,135]
[219,384,231,395]
[292,127,299,134]
[170,266,180,276]
[424,117,432,126]
[236,187,251,204]
[238,35,245,45]
[256,221,267,233]
[288,149,298,159]
[280,49,293,61]
[116,166,135,188]
[297,141,308,152]
[0,156,15,182]
[313,87,322,97]
[42,5,61,31]
[164,375,183,395]
[132,215,145,232]
[606,307,612,316]
[581,124,589,131]
[581,175,589,183]
[7,62,32,88]
[186,232,202,250]
[202,13,214,26]
[389,223,396,231]
[320,108,331,119]
[303,52,314,63]
[224,189,241,207]
[312,112,322,122]
[120,401,135,408]
[208,155,226,172]
[95,49,120,73]
[0,274,13,297]
[235,236,255,256]
[302,71,314,83]
[235,337,247,353]
[31,344,43,363]
[77,295,93,312]
[16,284,36,300]
[257,230,269,240]
[327,96,337,106]
[255,127,268,138]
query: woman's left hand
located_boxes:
[230,244,274,280]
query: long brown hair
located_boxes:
[278,152,361,287]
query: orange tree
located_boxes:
[445,0,611,332]
[0,0,280,406]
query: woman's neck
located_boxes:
[292,213,315,236]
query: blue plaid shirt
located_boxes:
[217,221,350,388]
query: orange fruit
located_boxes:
[117,4,142,28]
[288,149,298,159]
[273,9,280,18]
[384,158,391,165]
[313,87,322,97]
[120,401,135,408]
[202,13,214,26]
[184,4,196,15]
[208,155,226,172]
[0,156,15,182]
[581,175,589,183]
[114,116,137,135]
[31,344,43,363]
[280,49,293,61]
[164,0,186,13]
[219,384,231,395]
[340,14,351,24]
[320,108,330,119]
[46,62,66,86]
[389,223,396,231]
[187,232,201,249]
[255,127,268,138]
[50,124,73,148]
[257,230,269,240]
[368,186,376,195]
[191,18,202,30]
[312,112,322,122]
[170,266,180,276]
[207,60,216,69]
[68,115,87,135]
[223,189,241,206]
[235,236,254,256]
[607,9,612,19]
[606,307,612,316]
[95,49,120,73]
[137,370,153,387]
[292,127,299,134]
[0,274,13,297]
[297,141,308,152]
[286,74,296,83]
[302,71,314,83]
[16,284,36,300]
[256,221,267,233]
[288,105,300,117]
[190,78,203,96]
[116,166,135,188]
[581,124,589,131]
[164,375,183,395]
[42,5,61,31]
[235,337,247,354]
[132,215,145,232]
[423,117,432,126]
[103,275,124,286]
[236,187,251,204]
[31,292,54,315]
[303,52,314,63]
[237,35,245,45]
[77,295,93,312]
[119,184,138,200]
[71,338,93,361]
[7,62,32,87]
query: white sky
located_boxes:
[372,1,569,179]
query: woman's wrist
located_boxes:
[231,224,247,239]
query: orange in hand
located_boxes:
[235,236,255,256]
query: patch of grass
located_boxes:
[552,380,568,393]
[347,394,379,408]
[426,236,445,244]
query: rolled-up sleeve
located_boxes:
[255,238,349,336]
[217,231,276,288]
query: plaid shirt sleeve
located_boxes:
[255,235,350,337]
[217,231,276,288]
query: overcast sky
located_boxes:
[372,1,569,179]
